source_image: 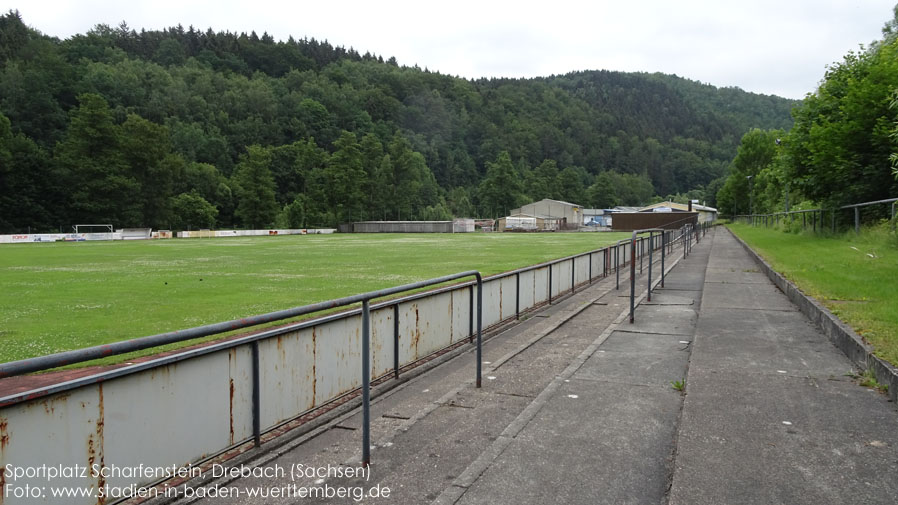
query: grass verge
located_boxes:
[727,223,898,366]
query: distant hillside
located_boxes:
[0,11,797,232]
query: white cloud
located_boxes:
[5,0,895,98]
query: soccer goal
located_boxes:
[72,224,116,241]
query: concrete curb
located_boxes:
[726,227,898,402]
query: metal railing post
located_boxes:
[548,263,553,304]
[639,237,644,274]
[630,235,636,324]
[589,252,593,283]
[855,207,860,235]
[468,285,474,343]
[615,243,620,290]
[571,257,576,294]
[515,272,520,320]
[251,341,261,447]
[475,274,483,388]
[647,231,654,302]
[362,300,371,466]
[393,304,400,379]
[661,231,666,288]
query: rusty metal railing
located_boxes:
[0,271,484,467]
[624,223,706,324]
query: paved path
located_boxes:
[160,227,898,505]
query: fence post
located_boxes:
[515,272,520,320]
[548,263,553,303]
[661,231,666,288]
[393,304,400,379]
[362,299,371,466]
[475,274,483,388]
[589,252,593,283]
[251,341,261,447]
[855,207,860,235]
[615,244,620,290]
[647,231,654,302]
[630,235,636,323]
[468,285,474,343]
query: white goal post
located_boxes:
[73,224,114,234]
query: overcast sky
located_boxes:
[5,0,896,99]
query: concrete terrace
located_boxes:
[152,228,898,505]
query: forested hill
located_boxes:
[0,11,796,232]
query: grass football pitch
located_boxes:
[0,232,629,365]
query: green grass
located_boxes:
[727,223,898,365]
[0,232,629,365]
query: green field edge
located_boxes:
[4,233,630,375]
[726,223,898,367]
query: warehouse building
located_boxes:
[638,201,718,224]
[509,199,583,230]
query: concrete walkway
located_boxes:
[159,228,898,505]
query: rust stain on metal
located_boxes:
[413,304,421,357]
[311,328,317,408]
[87,385,106,504]
[0,417,6,504]
[35,392,71,416]
[499,282,503,318]
[229,378,235,444]
[449,293,454,341]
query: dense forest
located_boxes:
[716,7,898,222]
[0,10,796,232]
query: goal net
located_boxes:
[73,224,115,241]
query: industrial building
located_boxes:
[638,201,718,224]
[509,199,583,230]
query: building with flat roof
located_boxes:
[638,201,718,224]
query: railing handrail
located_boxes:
[0,270,482,379]
[840,197,898,209]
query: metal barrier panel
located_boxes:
[479,278,504,329]
[532,266,549,305]
[551,260,571,298]
[574,255,591,286]
[104,354,232,480]
[518,269,536,310]
[398,292,455,361]
[369,305,395,379]
[450,288,471,343]
[229,346,255,444]
[314,315,362,406]
[257,329,317,429]
[497,276,517,321]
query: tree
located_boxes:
[169,191,217,230]
[716,128,783,215]
[786,37,898,208]
[55,93,141,225]
[587,172,618,208]
[232,145,278,228]
[324,130,366,223]
[120,113,179,227]
[478,151,524,217]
